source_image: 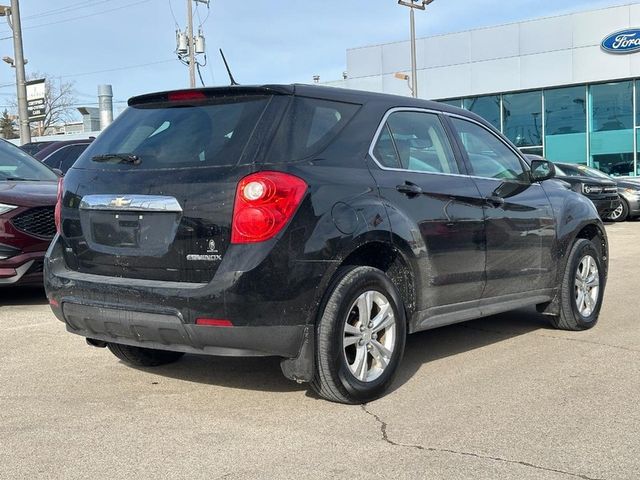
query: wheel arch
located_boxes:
[538,221,608,317]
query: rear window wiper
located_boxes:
[92,153,141,165]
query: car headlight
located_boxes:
[582,184,602,195]
[0,203,18,215]
[623,187,640,196]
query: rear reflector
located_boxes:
[167,90,207,102]
[49,299,59,308]
[195,318,233,327]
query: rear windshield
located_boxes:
[0,140,58,181]
[75,95,271,170]
[265,96,360,163]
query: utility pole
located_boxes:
[186,0,196,88]
[0,0,30,143]
[176,0,208,88]
[397,0,434,99]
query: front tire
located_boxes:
[311,266,406,404]
[608,200,629,222]
[548,239,605,331]
[107,343,185,367]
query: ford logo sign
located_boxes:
[602,28,640,54]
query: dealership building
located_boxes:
[327,3,640,176]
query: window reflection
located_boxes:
[590,81,634,176]
[463,96,501,130]
[502,91,542,148]
[545,86,587,165]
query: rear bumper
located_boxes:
[45,236,330,360]
[59,302,307,357]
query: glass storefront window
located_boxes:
[590,81,634,176]
[502,91,543,148]
[544,86,587,164]
[437,99,462,108]
[463,96,501,130]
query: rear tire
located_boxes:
[548,239,605,331]
[107,343,185,367]
[608,200,629,222]
[311,266,406,404]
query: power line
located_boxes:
[168,0,180,28]
[21,0,123,21]
[0,0,154,35]
[57,58,178,79]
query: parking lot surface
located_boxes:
[1,222,639,480]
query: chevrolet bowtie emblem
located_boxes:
[110,197,132,208]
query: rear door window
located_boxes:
[372,111,460,174]
[74,95,271,170]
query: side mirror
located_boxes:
[530,159,555,182]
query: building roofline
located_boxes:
[347,1,639,52]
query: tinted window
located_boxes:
[60,144,89,172]
[267,97,360,162]
[557,164,610,179]
[43,146,72,170]
[463,96,501,130]
[451,117,526,181]
[0,139,57,181]
[76,95,271,170]
[372,124,401,169]
[373,111,458,174]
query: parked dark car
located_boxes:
[35,138,94,174]
[45,85,608,403]
[526,157,620,219]
[1,139,58,286]
[19,141,55,157]
[555,163,640,221]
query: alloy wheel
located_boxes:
[609,203,624,221]
[574,255,600,318]
[343,290,396,382]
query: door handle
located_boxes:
[485,195,505,207]
[396,182,423,196]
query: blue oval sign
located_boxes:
[602,29,640,54]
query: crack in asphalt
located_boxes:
[360,405,605,480]
[461,325,640,354]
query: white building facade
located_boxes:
[327,3,640,176]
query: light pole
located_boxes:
[397,0,434,98]
[1,1,30,143]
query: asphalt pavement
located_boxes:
[1,221,638,480]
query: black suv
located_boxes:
[45,85,608,404]
[531,159,621,219]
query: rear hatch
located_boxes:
[59,88,288,283]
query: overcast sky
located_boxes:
[0,0,637,115]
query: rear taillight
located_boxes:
[231,171,307,244]
[54,177,63,234]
